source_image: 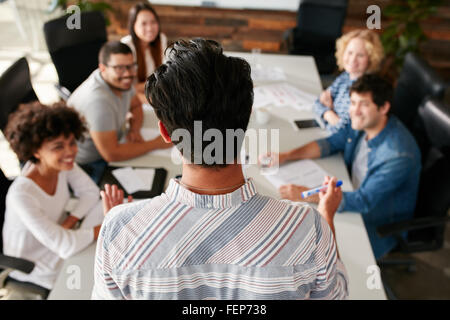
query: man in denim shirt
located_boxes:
[270,74,421,259]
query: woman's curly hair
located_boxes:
[4,101,87,163]
[335,29,384,74]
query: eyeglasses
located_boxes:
[106,63,138,74]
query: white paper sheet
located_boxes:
[111,167,150,194]
[264,159,329,189]
[253,86,277,109]
[140,128,178,158]
[253,83,317,111]
[251,66,287,82]
[142,103,154,112]
[134,168,156,190]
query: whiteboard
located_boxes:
[148,0,300,11]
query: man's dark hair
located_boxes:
[146,38,254,167]
[349,74,393,109]
[4,102,87,163]
[98,41,133,65]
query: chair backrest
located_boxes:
[392,52,446,130]
[43,11,107,93]
[409,98,450,250]
[0,168,13,254]
[291,0,348,74]
[0,57,38,131]
[296,0,348,40]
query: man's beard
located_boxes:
[107,77,134,92]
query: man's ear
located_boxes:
[99,63,106,73]
[380,101,391,116]
[33,150,41,161]
[158,121,172,143]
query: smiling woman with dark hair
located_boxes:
[2,102,105,290]
[121,2,167,103]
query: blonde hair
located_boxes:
[335,29,384,73]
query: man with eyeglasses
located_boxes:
[68,41,171,183]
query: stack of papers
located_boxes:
[140,128,180,159]
[264,159,329,189]
[251,66,287,82]
[111,167,155,194]
[253,83,317,111]
[142,103,154,112]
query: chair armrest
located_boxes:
[377,216,450,238]
[0,254,34,274]
[54,84,71,101]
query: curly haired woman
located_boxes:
[2,102,107,291]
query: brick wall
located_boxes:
[102,0,450,80]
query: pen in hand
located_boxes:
[301,180,343,199]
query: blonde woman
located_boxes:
[313,29,384,132]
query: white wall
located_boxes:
[148,0,300,11]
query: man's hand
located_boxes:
[258,152,289,168]
[100,184,132,216]
[319,90,333,109]
[317,176,342,223]
[151,135,173,149]
[279,184,319,203]
[126,129,144,143]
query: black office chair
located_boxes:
[0,57,38,131]
[43,10,107,101]
[377,98,450,299]
[391,52,446,134]
[0,168,49,300]
[283,0,348,76]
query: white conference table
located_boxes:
[48,52,386,300]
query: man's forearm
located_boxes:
[103,140,160,162]
[129,99,143,132]
[285,141,321,162]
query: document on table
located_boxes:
[140,128,178,158]
[251,66,286,82]
[253,83,317,110]
[253,86,275,109]
[264,159,329,189]
[111,167,155,194]
[142,103,154,112]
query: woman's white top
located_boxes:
[121,33,168,78]
[2,162,101,289]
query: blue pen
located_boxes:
[301,180,343,199]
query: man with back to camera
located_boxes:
[265,74,422,260]
[92,38,348,300]
[68,41,170,183]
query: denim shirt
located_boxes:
[316,116,422,259]
[313,72,356,133]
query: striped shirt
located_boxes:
[92,178,348,300]
[313,72,356,133]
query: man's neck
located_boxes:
[365,116,389,140]
[180,163,246,195]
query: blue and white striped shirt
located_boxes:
[92,178,348,299]
[313,72,356,133]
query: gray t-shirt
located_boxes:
[68,69,135,164]
[351,134,369,189]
